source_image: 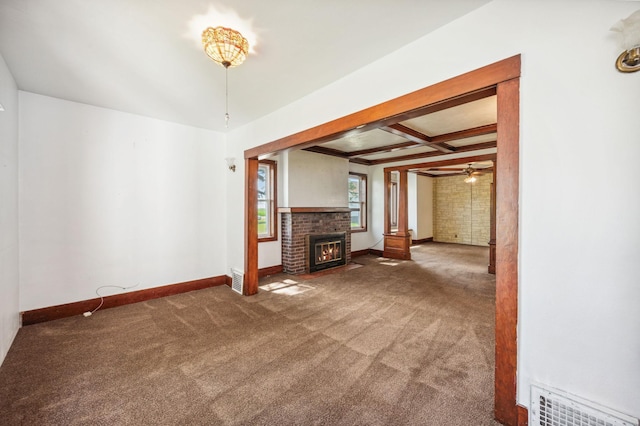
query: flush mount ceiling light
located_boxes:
[611,9,640,73]
[202,26,249,126]
[202,27,249,68]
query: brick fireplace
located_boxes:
[280,207,352,274]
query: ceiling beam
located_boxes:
[384,152,497,172]
[302,145,373,165]
[419,166,494,172]
[430,123,497,144]
[302,146,349,158]
[380,124,454,153]
[369,140,496,165]
[381,123,432,142]
[416,172,464,178]
[349,157,372,166]
[422,167,466,172]
[347,141,420,157]
[415,167,494,177]
[415,171,439,178]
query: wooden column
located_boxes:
[383,170,411,260]
[488,162,496,274]
[244,158,259,295]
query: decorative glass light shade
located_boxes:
[611,9,640,73]
[464,175,477,184]
[202,26,249,68]
[225,157,236,172]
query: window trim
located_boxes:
[348,172,367,233]
[258,160,278,242]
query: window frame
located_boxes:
[258,160,278,242]
[389,172,399,232]
[348,172,367,233]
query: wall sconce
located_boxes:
[225,157,236,172]
[611,9,640,73]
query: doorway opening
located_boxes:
[243,55,520,425]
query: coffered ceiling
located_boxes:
[303,92,497,169]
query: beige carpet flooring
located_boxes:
[0,242,499,425]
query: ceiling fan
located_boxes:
[419,161,492,181]
[462,163,484,183]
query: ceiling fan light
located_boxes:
[464,175,477,184]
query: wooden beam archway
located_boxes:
[244,55,521,425]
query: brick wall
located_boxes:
[281,211,351,274]
[433,173,492,246]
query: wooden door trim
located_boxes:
[244,158,259,295]
[243,55,521,425]
[494,77,520,425]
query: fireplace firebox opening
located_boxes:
[307,233,347,273]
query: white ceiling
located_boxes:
[407,96,497,135]
[0,0,491,132]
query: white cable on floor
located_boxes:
[83,284,139,317]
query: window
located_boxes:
[258,160,277,241]
[348,172,367,232]
[389,171,399,231]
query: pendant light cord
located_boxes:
[225,66,230,128]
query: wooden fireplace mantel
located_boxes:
[278,207,352,214]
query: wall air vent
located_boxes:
[230,268,244,295]
[530,384,638,426]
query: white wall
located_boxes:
[284,150,349,207]
[19,92,227,311]
[227,0,640,417]
[408,173,418,240]
[408,173,434,241]
[417,175,433,240]
[0,53,20,366]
